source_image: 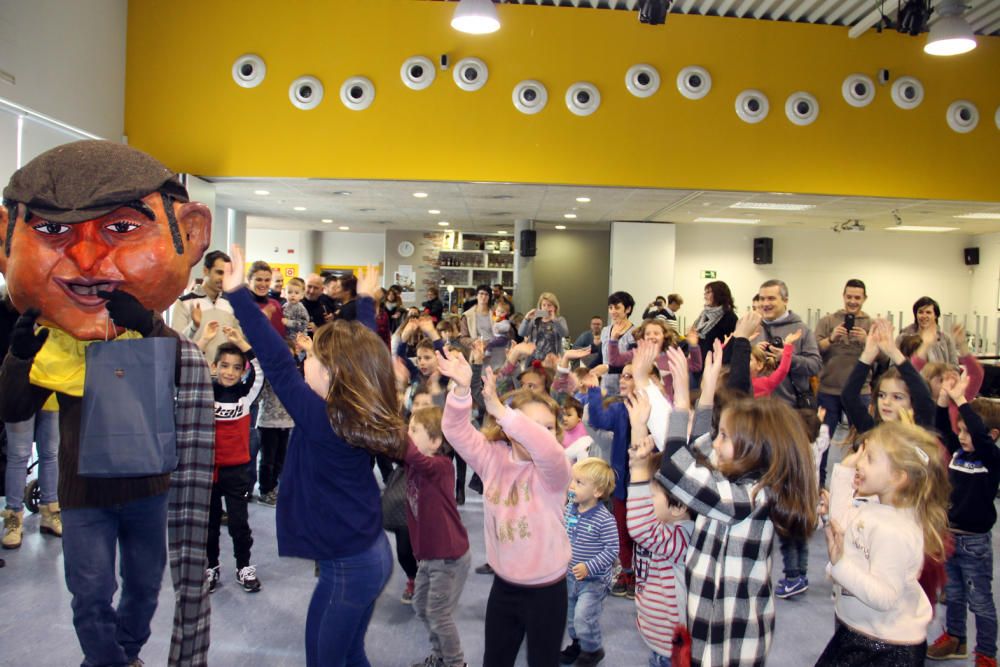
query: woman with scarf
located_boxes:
[691,280,737,365]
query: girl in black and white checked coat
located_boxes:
[655,343,819,667]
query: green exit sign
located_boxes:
[702,270,717,279]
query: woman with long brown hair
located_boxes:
[223,246,404,667]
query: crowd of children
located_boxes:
[8,254,998,667]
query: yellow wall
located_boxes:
[125,0,1000,201]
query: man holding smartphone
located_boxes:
[814,279,874,483]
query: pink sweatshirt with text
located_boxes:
[443,390,572,586]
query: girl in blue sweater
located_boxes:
[223,246,405,667]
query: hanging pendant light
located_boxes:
[924,0,977,56]
[452,0,500,35]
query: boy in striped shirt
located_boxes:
[560,457,620,666]
[627,435,694,667]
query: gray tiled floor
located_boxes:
[1,465,995,666]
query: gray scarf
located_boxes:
[694,305,724,336]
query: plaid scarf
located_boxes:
[167,337,215,665]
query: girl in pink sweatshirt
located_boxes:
[437,348,572,667]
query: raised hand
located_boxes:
[628,434,656,482]
[470,338,486,365]
[625,389,652,430]
[562,347,591,363]
[435,347,472,389]
[611,319,632,340]
[222,325,250,351]
[9,308,49,360]
[509,341,536,362]
[481,366,505,418]
[733,310,762,340]
[295,332,313,355]
[525,308,537,320]
[945,367,970,404]
[392,355,411,388]
[861,319,882,363]
[191,302,203,328]
[356,264,382,298]
[200,320,220,343]
[952,323,970,355]
[223,244,245,293]
[632,339,659,377]
[665,346,691,411]
[783,328,803,347]
[699,338,724,405]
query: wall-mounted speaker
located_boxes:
[520,230,537,257]
[753,237,773,265]
[964,247,980,266]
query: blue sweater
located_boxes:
[586,387,630,501]
[229,287,381,560]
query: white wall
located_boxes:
[0,0,127,140]
[672,224,976,325]
[967,231,1000,350]
[610,222,676,319]
[319,231,385,268]
[245,227,384,276]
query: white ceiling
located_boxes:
[211,177,1000,235]
[478,0,1000,37]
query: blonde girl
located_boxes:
[657,342,819,667]
[518,291,568,362]
[436,348,572,667]
[816,422,951,666]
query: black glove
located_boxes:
[9,308,49,360]
[97,290,154,336]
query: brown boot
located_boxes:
[2,509,23,549]
[40,502,63,537]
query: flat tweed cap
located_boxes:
[3,139,189,223]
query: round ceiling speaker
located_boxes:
[513,80,548,115]
[340,77,375,111]
[841,73,875,108]
[735,89,769,124]
[676,66,712,100]
[453,57,488,92]
[625,64,660,98]
[565,82,601,117]
[401,56,435,91]
[232,54,266,89]
[289,76,323,110]
[891,76,924,110]
[946,100,979,133]
[785,91,819,126]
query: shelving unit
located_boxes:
[438,233,516,291]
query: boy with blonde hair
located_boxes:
[561,457,619,666]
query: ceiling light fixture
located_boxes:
[694,217,760,224]
[451,0,500,35]
[729,202,816,211]
[428,209,441,215]
[338,225,350,231]
[438,221,450,226]
[924,0,977,55]
[886,225,958,232]
[563,213,577,219]
[498,230,508,235]
[954,212,1000,220]
[321,219,333,223]
[413,192,429,199]
[253,189,270,196]
[293,206,307,211]
[555,225,567,230]
[575,197,591,203]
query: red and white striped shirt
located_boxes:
[627,482,693,658]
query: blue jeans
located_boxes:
[307,531,393,667]
[566,575,609,652]
[778,534,809,579]
[61,492,168,667]
[945,532,997,657]
[4,409,59,509]
[649,651,672,667]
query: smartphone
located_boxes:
[844,313,856,331]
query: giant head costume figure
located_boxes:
[0,140,210,339]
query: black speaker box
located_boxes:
[964,247,980,266]
[753,237,773,265]
[520,229,537,257]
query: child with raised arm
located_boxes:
[626,390,694,667]
[658,342,819,667]
[437,348,572,667]
[816,421,951,666]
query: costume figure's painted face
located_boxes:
[0,192,210,340]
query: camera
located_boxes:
[770,337,784,349]
[844,314,856,331]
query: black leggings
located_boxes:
[484,575,568,667]
[258,427,289,495]
[393,527,418,580]
[453,452,467,495]
[815,622,926,666]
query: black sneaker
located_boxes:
[576,647,605,666]
[258,490,277,507]
[237,565,261,593]
[220,511,228,526]
[559,639,581,664]
[205,565,220,594]
[475,563,494,575]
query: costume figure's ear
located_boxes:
[0,204,10,272]
[177,202,211,265]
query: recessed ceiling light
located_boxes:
[954,212,1000,220]
[438,221,450,226]
[254,189,270,196]
[886,226,958,232]
[293,206,307,211]
[729,202,816,211]
[428,209,441,215]
[321,219,333,223]
[413,192,429,198]
[555,225,567,230]
[497,230,508,235]
[563,213,577,219]
[575,197,591,203]
[694,217,761,224]
[338,225,350,231]
[332,191,352,196]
